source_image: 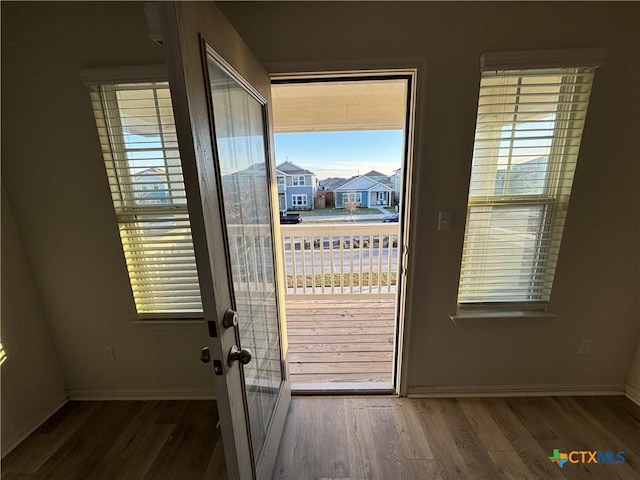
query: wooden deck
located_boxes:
[285,298,396,389]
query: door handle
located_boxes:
[200,346,211,363]
[228,345,252,366]
[223,309,239,329]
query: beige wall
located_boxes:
[219,1,640,389]
[1,0,639,406]
[1,2,215,399]
[1,187,67,455]
[627,339,640,401]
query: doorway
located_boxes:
[270,74,415,393]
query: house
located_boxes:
[318,176,345,192]
[2,0,639,473]
[392,168,401,203]
[361,169,391,184]
[222,162,271,224]
[131,167,171,204]
[334,174,394,208]
[275,160,317,211]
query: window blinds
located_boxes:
[90,82,202,317]
[458,66,596,306]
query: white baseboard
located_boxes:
[66,388,216,401]
[1,392,68,458]
[625,384,640,406]
[407,383,626,398]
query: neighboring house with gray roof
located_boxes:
[334,174,394,208]
[362,170,390,184]
[275,161,317,211]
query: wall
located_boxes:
[627,339,640,404]
[2,1,639,400]
[1,188,67,455]
[219,1,640,392]
[286,186,313,210]
[2,2,215,399]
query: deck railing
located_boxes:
[280,223,399,298]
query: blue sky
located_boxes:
[274,130,403,179]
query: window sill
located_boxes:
[450,310,557,325]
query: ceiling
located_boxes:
[271,79,408,133]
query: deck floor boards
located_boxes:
[286,298,396,387]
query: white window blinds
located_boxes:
[458,63,597,307]
[90,82,202,317]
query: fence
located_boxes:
[280,223,399,298]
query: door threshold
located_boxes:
[291,381,395,396]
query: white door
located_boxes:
[158,3,290,479]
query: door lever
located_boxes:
[228,345,252,366]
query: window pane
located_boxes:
[458,66,596,306]
[459,205,551,303]
[92,83,202,316]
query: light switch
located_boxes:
[438,211,452,231]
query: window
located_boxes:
[89,81,202,317]
[291,194,308,207]
[343,192,362,204]
[293,175,305,186]
[277,176,285,185]
[458,51,602,309]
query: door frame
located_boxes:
[269,61,426,396]
[158,3,291,479]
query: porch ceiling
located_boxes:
[271,80,407,133]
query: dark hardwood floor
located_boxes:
[1,400,226,480]
[2,396,638,479]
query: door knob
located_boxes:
[200,346,211,363]
[223,309,238,329]
[228,345,252,366]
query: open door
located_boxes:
[157,3,291,479]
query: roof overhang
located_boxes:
[272,79,408,133]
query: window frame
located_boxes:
[82,66,203,320]
[292,175,306,186]
[455,50,605,315]
[343,192,362,204]
[291,194,308,207]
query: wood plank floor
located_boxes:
[1,400,227,480]
[274,396,640,480]
[286,298,396,387]
[2,396,638,479]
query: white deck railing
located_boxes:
[281,223,399,298]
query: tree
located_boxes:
[343,190,359,221]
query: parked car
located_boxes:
[382,213,399,223]
[280,211,302,224]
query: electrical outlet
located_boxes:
[103,346,116,362]
[577,338,592,355]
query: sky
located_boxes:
[274,130,403,179]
